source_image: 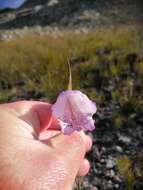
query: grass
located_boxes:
[116,156,135,190]
[73,177,84,190]
[0,25,142,104]
[112,112,123,129]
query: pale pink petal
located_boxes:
[52,90,97,134]
[82,117,95,131]
[58,120,75,135]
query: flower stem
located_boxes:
[67,58,72,90]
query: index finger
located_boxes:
[1,101,60,132]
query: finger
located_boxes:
[42,131,88,188]
[1,101,60,132]
[39,129,92,153]
[39,130,61,140]
[27,132,88,190]
[28,102,60,131]
[53,132,87,187]
[86,135,92,152]
[78,159,90,176]
[80,131,93,152]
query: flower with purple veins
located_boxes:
[52,90,97,135]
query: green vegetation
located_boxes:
[74,177,84,190]
[112,112,123,129]
[116,156,135,190]
[0,26,142,104]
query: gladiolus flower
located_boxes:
[52,90,97,134]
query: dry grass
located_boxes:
[0,26,142,103]
[116,156,135,190]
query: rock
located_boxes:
[101,147,106,153]
[109,170,115,178]
[129,113,137,120]
[114,176,122,183]
[115,184,119,188]
[106,180,113,189]
[100,158,105,164]
[93,146,101,161]
[106,159,116,169]
[115,145,123,153]
[118,134,131,144]
[33,5,43,13]
[105,170,115,178]
[47,0,59,6]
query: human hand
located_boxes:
[0,101,92,190]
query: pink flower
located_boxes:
[52,90,97,134]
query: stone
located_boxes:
[115,145,123,153]
[114,176,122,183]
[119,135,131,144]
[105,170,115,178]
[115,184,119,188]
[106,180,113,189]
[106,159,116,169]
[100,158,105,163]
[110,170,115,178]
[33,5,43,13]
[48,0,58,6]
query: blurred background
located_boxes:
[0,0,143,190]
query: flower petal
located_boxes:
[58,120,75,135]
[82,117,95,131]
[52,90,97,134]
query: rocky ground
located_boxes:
[0,0,143,40]
[84,104,143,190]
[0,1,143,190]
[0,0,139,28]
[74,56,143,189]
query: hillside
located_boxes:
[0,0,142,30]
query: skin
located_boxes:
[0,101,93,190]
